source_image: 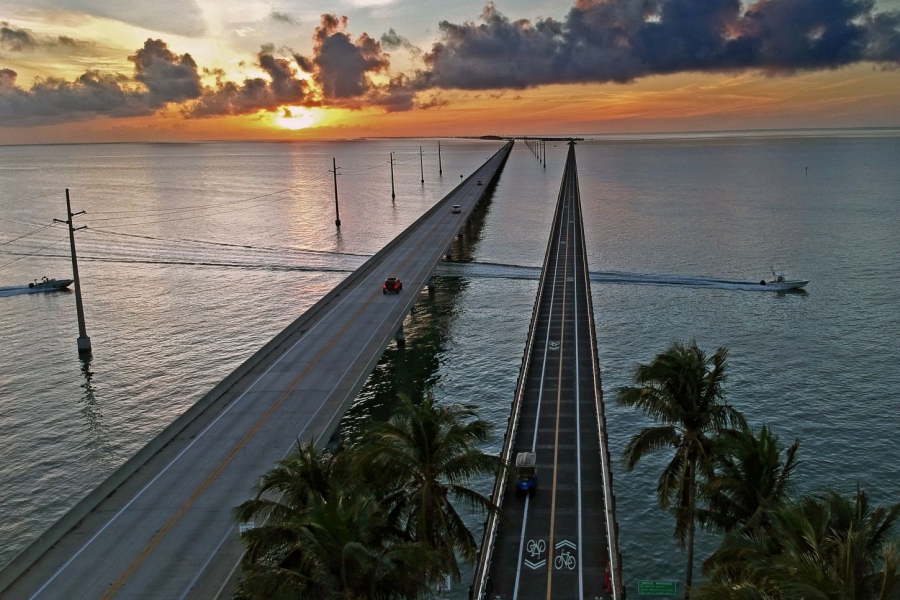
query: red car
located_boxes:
[383,277,402,294]
[476,180,484,186]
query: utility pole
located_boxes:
[419,146,424,184]
[54,189,91,354]
[438,142,442,176]
[330,158,341,227]
[390,152,396,200]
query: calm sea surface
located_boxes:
[1,134,899,596]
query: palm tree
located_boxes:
[354,392,502,580]
[696,486,900,600]
[618,340,746,597]
[234,440,339,533]
[233,442,439,599]
[701,425,800,535]
[237,484,439,599]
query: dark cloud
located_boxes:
[270,12,298,26]
[297,14,390,100]
[129,39,202,107]
[381,27,423,59]
[0,68,18,86]
[0,69,155,125]
[184,50,311,117]
[365,74,416,112]
[1,22,36,52]
[416,0,900,90]
[0,39,202,125]
[380,28,406,50]
[0,21,95,55]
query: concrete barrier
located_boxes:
[0,140,514,594]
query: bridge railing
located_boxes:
[572,157,625,599]
[470,143,570,600]
[0,140,514,595]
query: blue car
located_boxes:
[515,452,536,495]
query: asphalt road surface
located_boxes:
[1,142,513,600]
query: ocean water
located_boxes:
[1,133,899,596]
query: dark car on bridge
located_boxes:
[515,451,536,495]
[383,277,402,294]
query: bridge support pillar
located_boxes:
[395,323,406,346]
[427,275,435,293]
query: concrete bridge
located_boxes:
[471,142,624,599]
[1,139,625,599]
[0,142,514,599]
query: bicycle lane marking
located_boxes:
[512,167,572,600]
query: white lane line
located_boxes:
[178,525,235,600]
[184,156,510,598]
[31,266,378,599]
[513,178,571,600]
[36,145,512,597]
[571,166,585,598]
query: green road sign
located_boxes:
[638,580,677,595]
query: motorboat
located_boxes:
[756,278,808,291]
[756,270,808,291]
[28,276,73,291]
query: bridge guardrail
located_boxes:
[0,140,514,594]
[573,158,625,599]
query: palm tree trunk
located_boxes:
[685,458,696,599]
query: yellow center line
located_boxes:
[546,167,572,599]
[99,157,505,599]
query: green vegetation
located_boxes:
[618,341,746,594]
[233,393,501,599]
[620,341,900,600]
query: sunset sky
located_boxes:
[1,0,899,143]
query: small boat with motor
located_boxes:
[28,276,73,291]
[756,270,808,291]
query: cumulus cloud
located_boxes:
[4,0,898,126]
[0,69,153,125]
[0,38,202,125]
[415,0,900,90]
[297,14,390,99]
[184,50,311,117]
[130,39,202,107]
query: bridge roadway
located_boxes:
[473,142,623,599]
[0,141,514,600]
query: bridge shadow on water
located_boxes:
[337,175,499,445]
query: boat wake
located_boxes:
[436,261,808,292]
[0,285,72,298]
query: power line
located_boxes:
[0,236,68,271]
[0,223,55,247]
[85,174,330,217]
[83,227,372,258]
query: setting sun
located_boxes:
[274,107,320,130]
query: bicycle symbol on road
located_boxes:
[524,538,547,569]
[554,539,577,570]
[527,539,546,558]
[554,549,576,570]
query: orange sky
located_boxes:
[1,0,899,144]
